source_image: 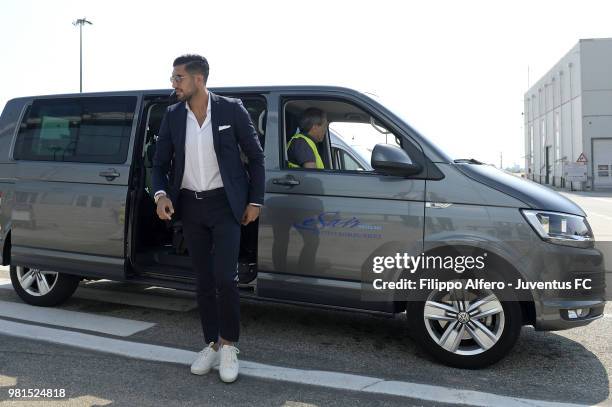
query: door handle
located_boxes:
[425,202,453,209]
[272,176,300,186]
[99,169,120,181]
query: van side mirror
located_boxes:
[371,144,422,176]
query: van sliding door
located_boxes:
[10,95,140,279]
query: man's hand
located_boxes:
[241,204,261,225]
[156,196,174,220]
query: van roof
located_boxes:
[10,85,370,100]
[5,85,453,163]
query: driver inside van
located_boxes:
[287,108,327,169]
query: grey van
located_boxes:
[0,86,605,368]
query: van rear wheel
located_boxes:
[10,265,79,306]
[407,283,522,369]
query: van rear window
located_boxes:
[14,96,136,164]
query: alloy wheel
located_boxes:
[423,283,505,355]
[16,266,59,297]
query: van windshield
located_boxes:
[361,91,458,161]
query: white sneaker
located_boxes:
[219,344,240,383]
[190,342,220,375]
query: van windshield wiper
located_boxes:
[453,158,483,164]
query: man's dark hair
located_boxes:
[299,108,326,133]
[173,54,209,83]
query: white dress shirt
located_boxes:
[181,93,224,191]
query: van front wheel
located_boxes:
[407,285,522,369]
[10,265,79,306]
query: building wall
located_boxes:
[580,39,612,189]
[524,38,612,190]
[524,41,582,187]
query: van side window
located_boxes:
[282,99,403,172]
[14,96,136,164]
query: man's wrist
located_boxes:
[154,191,167,204]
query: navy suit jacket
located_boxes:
[151,92,265,223]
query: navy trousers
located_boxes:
[179,188,241,344]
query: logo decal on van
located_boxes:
[293,212,382,239]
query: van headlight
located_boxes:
[521,210,594,248]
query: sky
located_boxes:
[1,0,611,168]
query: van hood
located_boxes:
[455,163,586,217]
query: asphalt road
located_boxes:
[0,189,611,406]
[1,333,448,407]
[558,190,612,297]
[557,190,612,240]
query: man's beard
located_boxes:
[177,90,192,102]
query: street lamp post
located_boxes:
[72,18,93,93]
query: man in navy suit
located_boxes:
[152,54,264,383]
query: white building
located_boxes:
[524,38,612,190]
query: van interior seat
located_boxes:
[258,110,266,147]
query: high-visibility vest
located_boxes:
[287,133,324,169]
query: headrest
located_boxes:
[258,110,267,135]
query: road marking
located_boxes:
[0,319,590,407]
[0,279,196,312]
[0,300,154,337]
[588,212,612,222]
[0,395,113,406]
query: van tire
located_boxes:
[10,265,80,306]
[406,283,522,369]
